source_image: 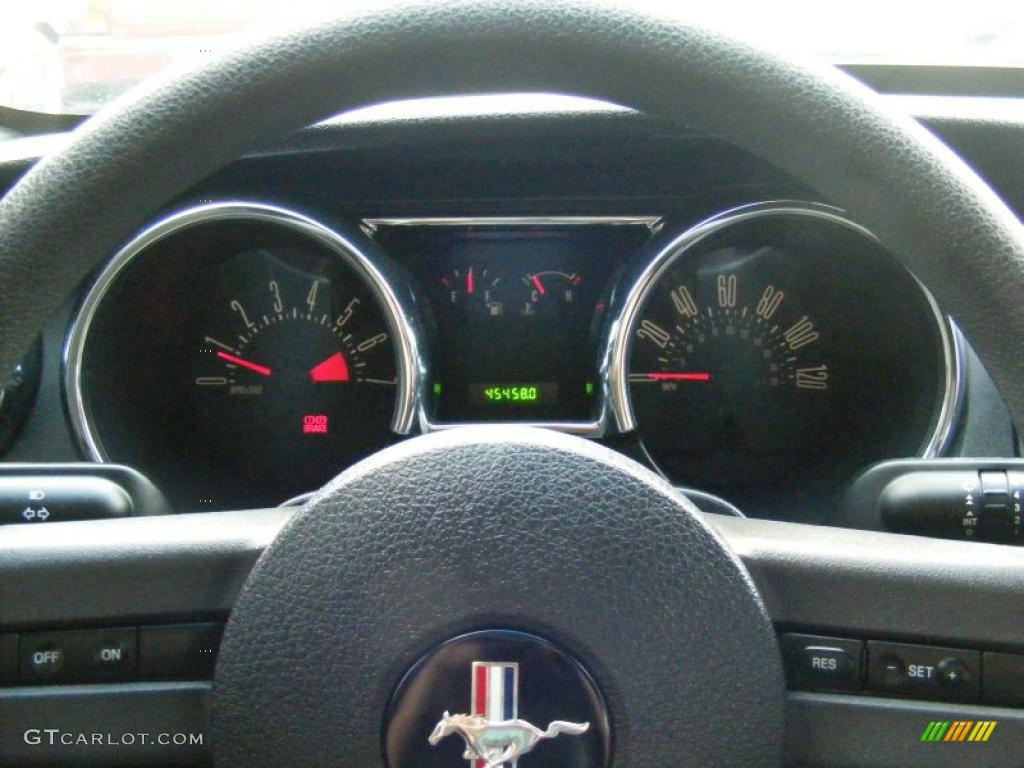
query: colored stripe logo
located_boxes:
[921,721,997,742]
[471,662,519,767]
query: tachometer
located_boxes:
[66,204,416,511]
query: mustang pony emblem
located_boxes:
[428,711,590,768]
[428,660,588,767]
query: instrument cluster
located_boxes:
[64,201,958,517]
[370,217,653,424]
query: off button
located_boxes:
[20,633,71,683]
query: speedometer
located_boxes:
[615,203,958,520]
[630,263,831,464]
[66,203,417,511]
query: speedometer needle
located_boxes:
[634,372,712,382]
[216,351,272,377]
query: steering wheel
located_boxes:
[1,2,1023,766]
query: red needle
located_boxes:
[644,372,712,382]
[530,274,546,295]
[309,352,350,382]
[466,267,475,295]
[216,351,272,376]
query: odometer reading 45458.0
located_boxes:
[469,383,559,405]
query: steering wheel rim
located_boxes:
[0,2,1022,427]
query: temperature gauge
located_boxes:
[521,271,583,316]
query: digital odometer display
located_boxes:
[469,383,559,405]
[378,224,651,422]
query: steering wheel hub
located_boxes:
[212,427,783,766]
[386,630,610,768]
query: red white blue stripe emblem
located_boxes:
[470,661,519,767]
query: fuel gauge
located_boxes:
[440,267,506,317]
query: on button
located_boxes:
[73,628,137,683]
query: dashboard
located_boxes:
[58,198,956,517]
[3,93,1019,527]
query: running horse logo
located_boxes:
[428,712,589,768]
[427,661,589,768]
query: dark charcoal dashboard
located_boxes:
[59,200,953,521]
[0,95,1019,526]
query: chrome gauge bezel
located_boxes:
[603,200,963,458]
[64,201,424,463]
[362,214,664,437]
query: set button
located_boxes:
[867,641,979,702]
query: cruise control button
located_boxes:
[20,632,71,683]
[867,641,979,702]
[877,654,906,687]
[20,628,138,684]
[937,657,971,692]
[782,633,862,692]
[71,628,137,682]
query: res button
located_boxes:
[782,633,863,692]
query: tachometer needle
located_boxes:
[309,352,350,382]
[216,351,272,377]
[633,372,712,382]
[530,274,546,295]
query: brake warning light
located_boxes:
[303,414,329,434]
